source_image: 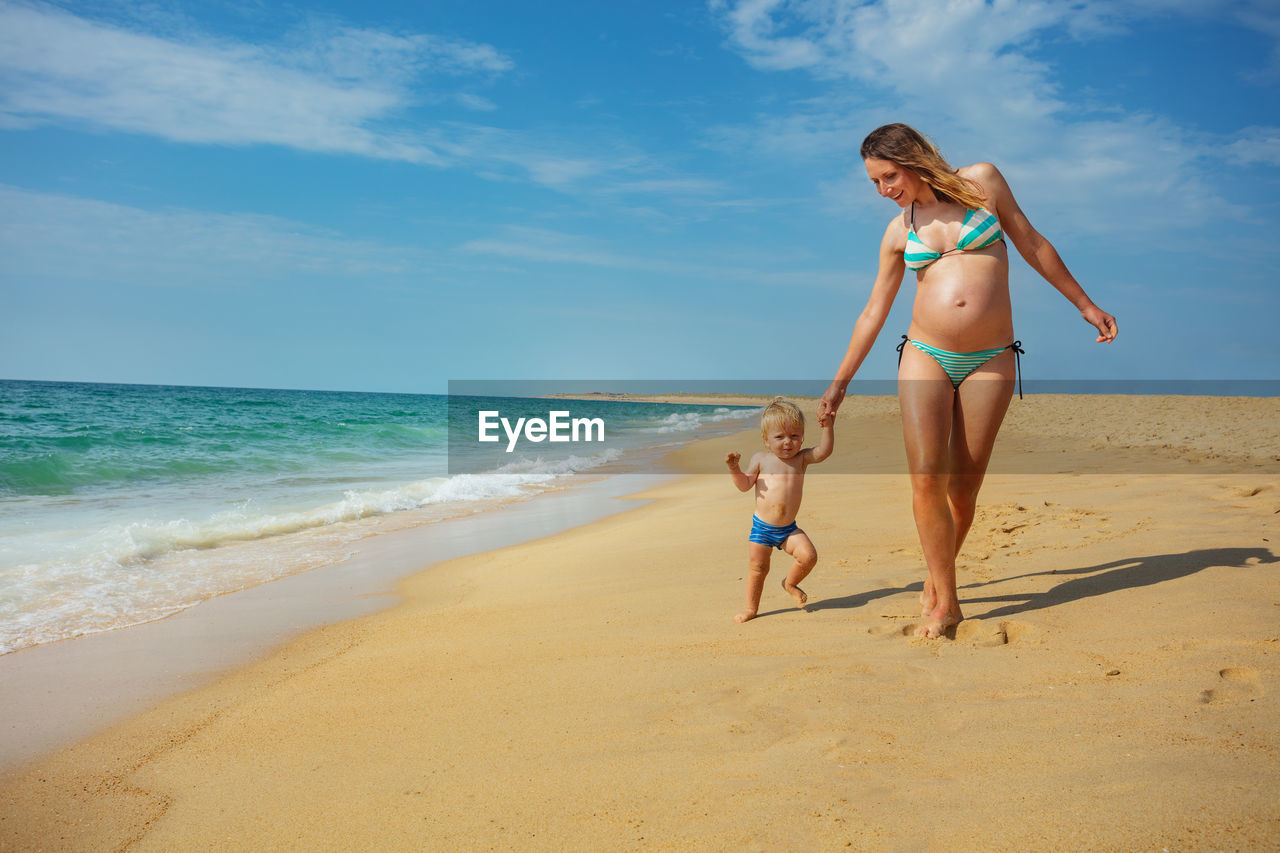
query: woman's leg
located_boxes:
[948,349,1017,553]
[898,345,959,636]
[900,345,1016,638]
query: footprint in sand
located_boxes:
[953,619,1035,647]
[970,501,1124,556]
[866,623,914,638]
[1198,667,1264,704]
[1212,484,1279,513]
[1217,485,1273,500]
[954,619,1003,646]
[868,617,1036,644]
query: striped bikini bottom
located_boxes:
[897,335,1024,399]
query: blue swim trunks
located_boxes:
[749,515,798,549]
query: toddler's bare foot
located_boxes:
[734,610,757,623]
[914,606,962,639]
[783,580,808,607]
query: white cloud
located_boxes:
[281,22,512,81]
[606,178,726,196]
[460,224,851,290]
[1225,126,1280,166]
[704,96,869,160]
[0,187,847,301]
[708,0,1272,236]
[0,1,512,162]
[460,227,634,268]
[455,93,499,112]
[715,0,1087,132]
[0,3,736,202]
[0,184,438,285]
[710,0,827,70]
[421,123,633,189]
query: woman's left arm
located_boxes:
[971,162,1118,343]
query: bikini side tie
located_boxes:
[1010,340,1024,400]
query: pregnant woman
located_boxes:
[818,123,1118,639]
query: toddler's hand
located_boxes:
[725,451,741,470]
[817,411,832,428]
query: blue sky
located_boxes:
[1,0,1277,393]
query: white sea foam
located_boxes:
[654,407,758,434]
[0,448,627,654]
[0,380,762,656]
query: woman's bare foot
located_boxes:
[914,605,961,639]
[783,580,808,607]
[734,610,757,623]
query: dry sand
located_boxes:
[1,394,1277,851]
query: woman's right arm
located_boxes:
[819,220,906,418]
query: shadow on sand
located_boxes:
[804,584,917,614]
[962,547,1279,620]
[747,584,914,620]
[774,548,1278,624]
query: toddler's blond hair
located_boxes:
[760,398,804,441]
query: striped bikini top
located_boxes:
[903,203,1004,272]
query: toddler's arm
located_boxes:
[725,451,759,492]
[806,413,835,466]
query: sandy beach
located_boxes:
[1,393,1277,851]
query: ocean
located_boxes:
[0,380,758,655]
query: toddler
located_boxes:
[725,398,834,622]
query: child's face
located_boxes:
[764,420,804,460]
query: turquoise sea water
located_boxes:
[0,381,757,654]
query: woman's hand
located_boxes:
[818,382,846,423]
[1082,304,1118,343]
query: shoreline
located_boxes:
[2,393,1277,849]
[0,396,761,771]
[0,386,761,658]
[0,471,673,774]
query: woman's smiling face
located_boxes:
[864,157,925,207]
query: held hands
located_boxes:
[1082,304,1118,343]
[817,382,846,424]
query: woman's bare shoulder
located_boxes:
[958,162,1014,209]
[882,211,909,248]
[958,162,1010,192]
[957,161,1002,180]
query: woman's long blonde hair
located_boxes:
[860,123,986,210]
